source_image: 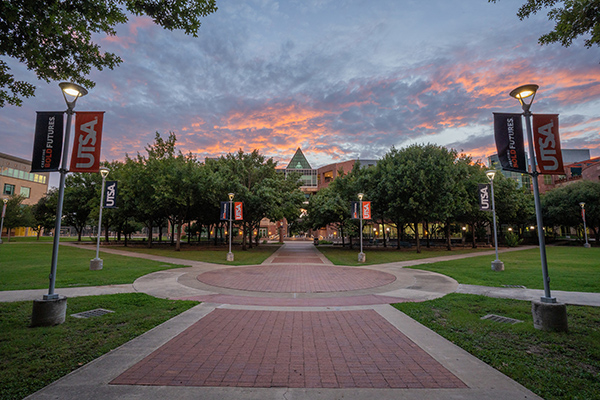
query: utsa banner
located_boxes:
[31,112,64,172]
[234,202,243,220]
[362,201,372,220]
[478,184,492,212]
[532,114,564,175]
[70,112,105,173]
[104,181,118,208]
[220,202,230,220]
[493,113,528,173]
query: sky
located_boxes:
[2,0,600,185]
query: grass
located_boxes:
[0,243,186,291]
[105,243,281,265]
[316,244,494,266]
[0,293,198,400]
[406,246,600,292]
[394,294,600,400]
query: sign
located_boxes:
[532,114,565,175]
[362,201,372,220]
[104,181,118,208]
[351,202,360,219]
[220,202,230,220]
[31,112,64,172]
[234,202,243,220]
[493,113,528,173]
[478,184,492,212]
[69,111,105,173]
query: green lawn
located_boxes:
[106,243,281,265]
[316,245,495,266]
[406,246,600,292]
[0,243,186,291]
[394,294,600,400]
[0,293,198,400]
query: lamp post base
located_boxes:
[358,252,366,263]
[31,295,67,327]
[584,243,591,248]
[531,300,568,332]
[90,258,103,270]
[227,252,234,261]
[491,260,504,271]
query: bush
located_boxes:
[504,231,523,247]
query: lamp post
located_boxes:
[510,84,556,303]
[486,170,504,271]
[580,202,591,248]
[90,167,109,270]
[227,193,234,261]
[0,198,7,244]
[358,193,366,262]
[31,82,88,327]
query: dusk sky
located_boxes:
[2,0,599,185]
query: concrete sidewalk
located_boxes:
[22,242,545,400]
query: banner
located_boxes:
[234,202,243,220]
[351,202,360,219]
[532,114,564,175]
[31,112,64,172]
[104,181,118,208]
[220,202,230,220]
[69,111,105,173]
[493,113,528,173]
[362,201,372,220]
[478,184,492,212]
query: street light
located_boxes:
[90,167,109,270]
[510,84,556,304]
[580,202,591,248]
[358,193,365,262]
[0,198,7,244]
[227,193,234,261]
[32,82,87,327]
[486,170,504,271]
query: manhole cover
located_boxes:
[502,285,527,288]
[71,308,114,319]
[481,314,523,324]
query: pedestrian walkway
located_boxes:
[24,242,543,399]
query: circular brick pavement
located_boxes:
[197,264,396,293]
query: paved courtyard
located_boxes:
[24,242,543,399]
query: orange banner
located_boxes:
[69,112,104,172]
[362,201,371,220]
[532,114,564,175]
[234,202,243,220]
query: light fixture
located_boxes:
[510,84,539,112]
[59,82,88,110]
[358,193,364,201]
[91,167,110,270]
[486,169,496,181]
[100,167,109,178]
[228,193,234,201]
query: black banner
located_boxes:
[104,181,118,208]
[351,201,359,219]
[478,184,492,212]
[493,113,528,173]
[220,202,230,220]
[31,112,64,172]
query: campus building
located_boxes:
[1,152,50,238]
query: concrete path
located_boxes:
[23,242,544,400]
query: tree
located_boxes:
[63,172,99,241]
[491,0,600,48]
[32,188,58,240]
[2,194,33,241]
[0,0,218,107]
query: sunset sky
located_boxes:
[2,0,599,183]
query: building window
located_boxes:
[544,175,552,185]
[3,183,15,196]
[20,186,31,198]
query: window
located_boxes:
[3,183,15,196]
[20,187,31,198]
[544,175,552,185]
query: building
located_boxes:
[1,152,50,237]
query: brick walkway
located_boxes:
[111,309,466,389]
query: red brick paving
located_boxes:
[111,309,466,389]
[197,265,396,293]
[176,293,411,307]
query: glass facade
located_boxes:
[0,167,47,184]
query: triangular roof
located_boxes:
[286,148,313,170]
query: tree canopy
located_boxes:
[491,0,600,48]
[0,0,218,107]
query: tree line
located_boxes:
[2,140,598,250]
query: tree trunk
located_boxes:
[445,221,452,251]
[175,219,182,251]
[242,222,247,251]
[158,225,163,242]
[471,223,477,248]
[414,221,421,253]
[424,220,430,248]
